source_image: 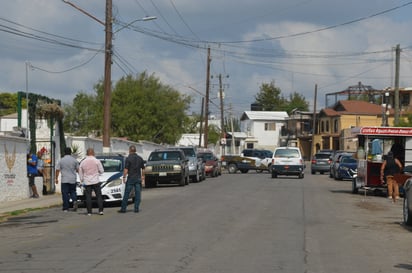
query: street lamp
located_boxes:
[114,16,157,34]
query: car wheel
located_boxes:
[271,171,277,178]
[404,196,412,226]
[193,170,200,182]
[179,174,186,186]
[320,171,324,175]
[334,171,340,180]
[311,170,315,174]
[145,178,155,188]
[352,178,358,194]
[228,164,237,174]
[299,173,304,179]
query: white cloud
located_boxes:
[1,0,412,115]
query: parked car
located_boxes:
[402,165,412,225]
[76,154,132,204]
[241,149,272,172]
[198,151,222,177]
[311,152,332,174]
[329,151,352,179]
[332,153,357,180]
[271,147,305,179]
[221,149,268,174]
[144,149,190,187]
[178,146,205,182]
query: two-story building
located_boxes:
[239,111,288,151]
[315,100,393,153]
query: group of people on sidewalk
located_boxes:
[27,145,145,215]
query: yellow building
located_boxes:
[313,100,394,155]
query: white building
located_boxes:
[240,111,288,151]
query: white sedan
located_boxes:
[76,154,135,204]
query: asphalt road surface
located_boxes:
[0,169,411,273]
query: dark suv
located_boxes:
[144,149,189,188]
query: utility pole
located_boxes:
[311,84,317,156]
[204,47,211,148]
[102,0,112,153]
[199,97,204,147]
[63,0,112,152]
[394,44,401,125]
[219,74,225,155]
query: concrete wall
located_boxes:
[0,136,32,202]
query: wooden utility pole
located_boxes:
[219,74,225,155]
[311,84,318,157]
[199,97,204,147]
[394,44,401,125]
[204,47,211,148]
[102,0,112,153]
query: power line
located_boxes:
[29,48,103,74]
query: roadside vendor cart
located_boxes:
[352,126,412,194]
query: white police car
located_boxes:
[76,154,135,204]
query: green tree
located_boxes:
[0,93,22,116]
[110,72,191,144]
[254,81,286,111]
[184,114,202,133]
[62,92,101,136]
[207,124,221,145]
[254,81,309,114]
[285,92,309,113]
[397,114,412,127]
[63,73,191,144]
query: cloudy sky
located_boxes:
[1,0,412,118]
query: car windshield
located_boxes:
[181,148,195,157]
[340,156,357,164]
[263,151,273,158]
[149,151,181,161]
[275,149,300,158]
[99,159,122,172]
[315,153,331,159]
[199,153,214,160]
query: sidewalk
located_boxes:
[0,194,62,217]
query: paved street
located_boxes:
[0,169,411,273]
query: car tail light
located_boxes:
[311,159,316,164]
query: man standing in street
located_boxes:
[79,148,104,216]
[27,152,40,198]
[118,145,145,213]
[55,147,79,212]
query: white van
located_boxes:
[271,147,305,179]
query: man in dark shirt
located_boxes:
[119,145,145,213]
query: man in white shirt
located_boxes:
[79,148,104,216]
